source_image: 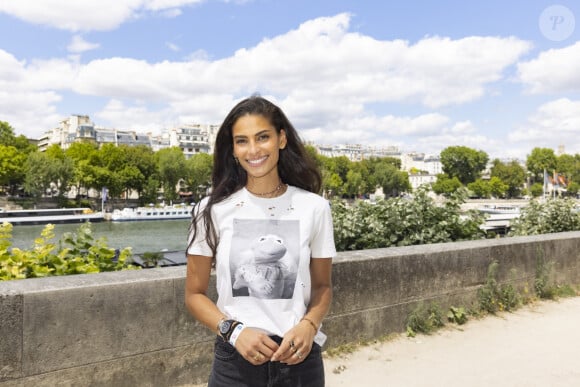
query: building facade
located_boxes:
[37,115,220,157]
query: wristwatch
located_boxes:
[218,319,241,341]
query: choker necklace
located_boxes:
[246,180,286,197]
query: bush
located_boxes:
[509,198,580,236]
[331,186,486,251]
[0,222,135,280]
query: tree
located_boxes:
[23,152,53,201]
[157,147,187,202]
[374,162,410,197]
[556,154,576,178]
[0,121,17,147]
[567,181,579,197]
[323,172,342,198]
[488,176,508,198]
[0,145,27,195]
[490,159,526,198]
[530,183,544,197]
[185,153,213,201]
[344,170,363,198]
[467,179,491,198]
[432,174,463,197]
[526,147,557,183]
[440,146,489,185]
[124,145,157,201]
[66,142,99,201]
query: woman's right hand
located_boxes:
[233,327,280,365]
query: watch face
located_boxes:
[219,320,232,334]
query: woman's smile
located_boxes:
[247,155,269,166]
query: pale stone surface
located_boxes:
[324,296,580,387]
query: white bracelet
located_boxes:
[228,323,245,347]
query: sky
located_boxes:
[0,0,579,160]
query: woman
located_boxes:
[185,95,335,386]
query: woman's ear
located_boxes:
[279,129,287,149]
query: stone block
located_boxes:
[0,291,22,381]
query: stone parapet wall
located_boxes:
[1,232,580,386]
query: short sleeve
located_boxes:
[186,198,213,257]
[310,199,336,258]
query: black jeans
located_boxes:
[208,336,325,387]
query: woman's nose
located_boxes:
[247,140,258,155]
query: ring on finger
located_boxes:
[295,350,303,359]
[254,352,262,362]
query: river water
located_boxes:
[7,220,191,255]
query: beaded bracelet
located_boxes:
[300,317,319,332]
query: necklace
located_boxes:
[246,180,286,198]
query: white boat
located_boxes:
[478,205,521,232]
[109,204,193,222]
[478,204,521,215]
[0,207,104,226]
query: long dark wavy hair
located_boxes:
[187,95,321,258]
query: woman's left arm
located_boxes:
[272,257,332,364]
[303,257,333,332]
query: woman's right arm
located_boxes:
[184,254,225,334]
[185,253,280,364]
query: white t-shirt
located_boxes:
[187,185,336,337]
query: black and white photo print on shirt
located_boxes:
[230,219,299,299]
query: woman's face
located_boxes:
[232,114,287,181]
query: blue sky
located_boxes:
[0,0,579,160]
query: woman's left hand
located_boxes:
[271,319,316,364]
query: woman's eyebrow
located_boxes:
[254,129,273,136]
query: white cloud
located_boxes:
[67,35,100,53]
[0,13,533,150]
[517,41,580,94]
[508,98,580,156]
[0,0,203,31]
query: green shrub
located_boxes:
[510,198,580,236]
[406,302,444,337]
[477,261,521,314]
[332,186,485,251]
[447,306,468,325]
[0,222,135,281]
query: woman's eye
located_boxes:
[258,134,269,141]
[235,139,247,145]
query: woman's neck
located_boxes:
[246,177,287,198]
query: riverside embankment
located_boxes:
[1,231,580,386]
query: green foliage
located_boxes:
[440,146,489,185]
[529,183,544,197]
[447,306,468,325]
[432,174,462,197]
[467,178,491,198]
[185,153,213,202]
[331,186,485,251]
[510,198,580,236]
[532,250,578,299]
[141,251,164,268]
[477,261,521,314]
[490,159,526,198]
[567,181,579,196]
[405,302,444,337]
[526,147,557,183]
[488,176,508,198]
[0,222,135,281]
[534,254,555,300]
[157,147,187,202]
